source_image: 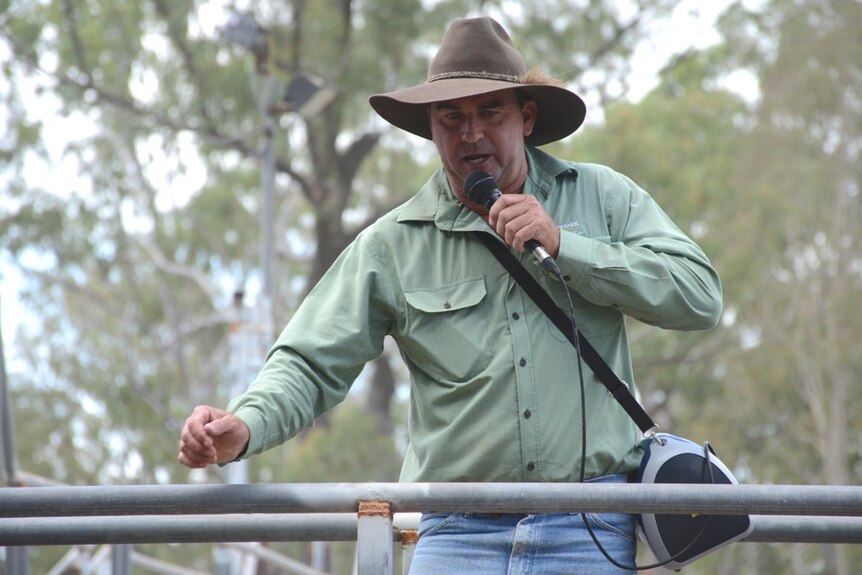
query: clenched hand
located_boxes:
[177,405,250,468]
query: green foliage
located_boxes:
[274,400,402,483]
[557,48,750,447]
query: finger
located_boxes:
[178,432,215,459]
[179,421,217,466]
[505,214,536,251]
[495,197,557,253]
[178,436,217,467]
[497,207,538,250]
[487,193,527,227]
[182,410,208,441]
[178,450,212,468]
[187,405,226,443]
[491,196,534,233]
[180,426,213,454]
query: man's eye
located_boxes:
[439,113,462,126]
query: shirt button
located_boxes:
[519,358,527,367]
[523,409,531,419]
[443,302,451,309]
[512,312,520,320]
[526,462,535,472]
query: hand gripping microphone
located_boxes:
[464,170,561,275]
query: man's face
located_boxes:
[429,89,537,202]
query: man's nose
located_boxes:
[460,116,484,143]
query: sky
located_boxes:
[0,0,758,364]
[627,1,758,102]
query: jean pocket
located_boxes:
[418,512,460,538]
[581,512,636,542]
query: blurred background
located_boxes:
[1,0,859,573]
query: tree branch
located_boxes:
[61,0,91,78]
[339,131,381,184]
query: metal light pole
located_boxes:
[221,10,277,343]
[219,14,272,575]
[1,298,29,575]
[222,12,335,345]
[258,71,278,346]
[220,13,334,575]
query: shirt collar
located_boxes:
[524,145,578,199]
[396,147,577,231]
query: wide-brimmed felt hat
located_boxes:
[369,16,586,146]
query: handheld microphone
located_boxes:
[464,170,561,275]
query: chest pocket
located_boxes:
[403,277,491,382]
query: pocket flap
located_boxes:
[405,278,487,313]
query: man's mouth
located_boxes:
[464,154,490,166]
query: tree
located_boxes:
[560,43,749,428]
[1,0,673,481]
[563,1,862,573]
[714,2,862,574]
[577,1,862,574]
[7,0,855,572]
[1,0,679,571]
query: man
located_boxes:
[178,16,722,574]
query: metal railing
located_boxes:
[3,482,862,574]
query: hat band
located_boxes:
[427,70,521,84]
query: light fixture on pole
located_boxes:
[281,72,338,118]
[221,13,337,332]
[220,11,269,71]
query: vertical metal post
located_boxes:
[111,544,131,575]
[1,298,29,575]
[223,294,257,575]
[310,540,329,571]
[4,549,30,575]
[258,73,277,344]
[226,292,252,487]
[357,501,393,575]
[219,38,278,575]
[1,298,19,485]
[400,529,418,574]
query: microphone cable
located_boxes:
[552,267,716,572]
[462,169,717,568]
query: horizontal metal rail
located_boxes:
[2,513,862,547]
[3,483,861,575]
[2,482,861,518]
[0,514,366,545]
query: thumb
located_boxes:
[203,414,249,464]
[203,415,240,438]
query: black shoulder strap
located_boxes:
[475,231,656,434]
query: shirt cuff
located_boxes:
[556,230,596,289]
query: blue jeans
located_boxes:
[408,475,636,575]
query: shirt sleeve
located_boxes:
[555,168,722,331]
[227,230,396,457]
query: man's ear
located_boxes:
[522,100,538,137]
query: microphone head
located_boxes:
[464,171,501,209]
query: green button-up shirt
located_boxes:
[229,146,722,483]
